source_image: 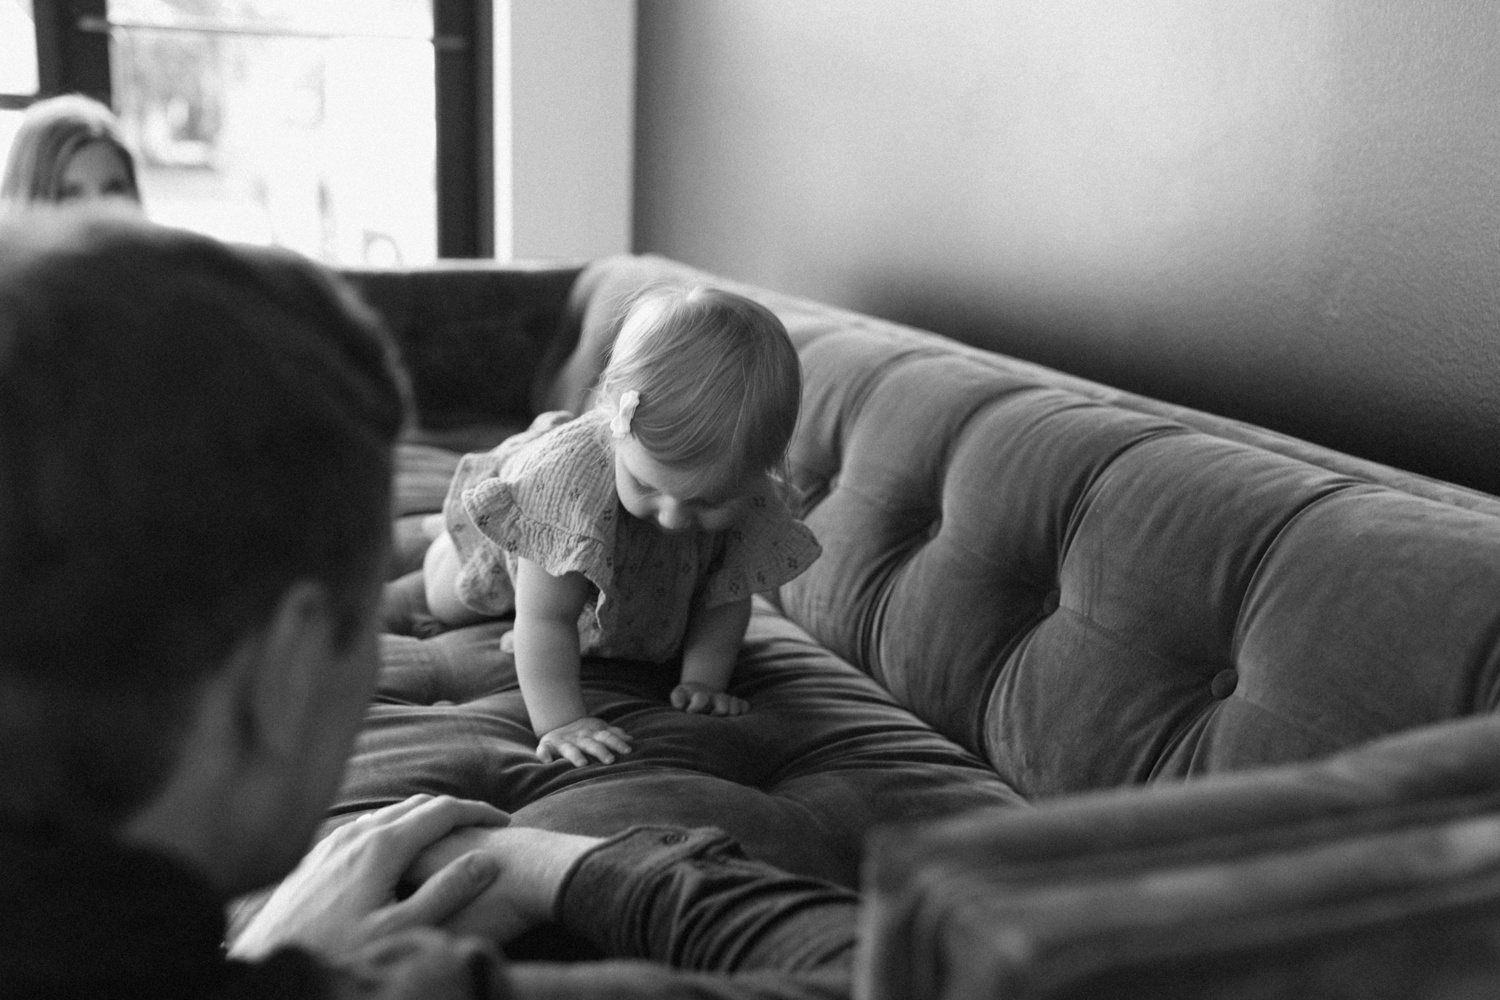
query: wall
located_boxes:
[634,1,1500,495]
[496,0,634,259]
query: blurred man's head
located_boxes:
[0,212,407,862]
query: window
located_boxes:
[1,1,40,155]
[1,1,39,96]
[1,0,488,261]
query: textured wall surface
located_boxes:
[634,1,1500,494]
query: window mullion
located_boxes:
[35,0,112,103]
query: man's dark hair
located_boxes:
[0,212,408,831]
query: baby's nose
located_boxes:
[657,500,692,532]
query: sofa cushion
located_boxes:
[860,714,1500,1000]
[339,598,1024,889]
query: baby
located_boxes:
[423,285,821,766]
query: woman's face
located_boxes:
[57,140,137,204]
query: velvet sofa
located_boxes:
[334,254,1500,996]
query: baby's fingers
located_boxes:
[715,694,750,716]
[580,737,619,764]
[594,727,634,755]
[554,740,592,768]
[575,727,634,764]
[672,688,710,714]
[672,685,713,712]
[536,738,586,768]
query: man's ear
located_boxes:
[235,581,341,760]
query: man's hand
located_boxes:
[671,681,749,716]
[229,794,508,960]
[536,716,633,767]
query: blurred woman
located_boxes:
[1,94,141,207]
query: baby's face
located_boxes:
[613,436,755,534]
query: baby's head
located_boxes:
[598,285,801,533]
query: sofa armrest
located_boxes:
[860,714,1500,999]
[341,260,585,431]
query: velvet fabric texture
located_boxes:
[860,715,1500,999]
[533,255,1500,795]
[336,256,1500,988]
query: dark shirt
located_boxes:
[0,823,856,1000]
[0,821,338,999]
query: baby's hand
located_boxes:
[671,682,749,716]
[536,717,633,768]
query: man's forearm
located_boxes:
[418,824,858,1000]
[554,827,858,976]
[411,825,602,944]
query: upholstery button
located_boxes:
[662,832,688,845]
[1211,668,1239,699]
[927,519,941,540]
[1040,589,1061,615]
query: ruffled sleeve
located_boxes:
[443,411,620,615]
[700,484,822,607]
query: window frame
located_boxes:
[9,0,491,257]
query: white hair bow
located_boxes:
[610,390,640,439]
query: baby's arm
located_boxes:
[512,557,633,767]
[421,529,487,627]
[674,596,753,716]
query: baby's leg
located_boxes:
[423,530,490,627]
[381,569,442,637]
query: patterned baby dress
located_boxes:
[443,408,822,662]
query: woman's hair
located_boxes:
[0,94,140,205]
[597,285,801,490]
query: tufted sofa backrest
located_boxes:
[341,261,583,429]
[555,255,1500,799]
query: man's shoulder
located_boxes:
[220,948,334,999]
[0,824,232,999]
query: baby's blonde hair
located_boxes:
[598,285,801,489]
